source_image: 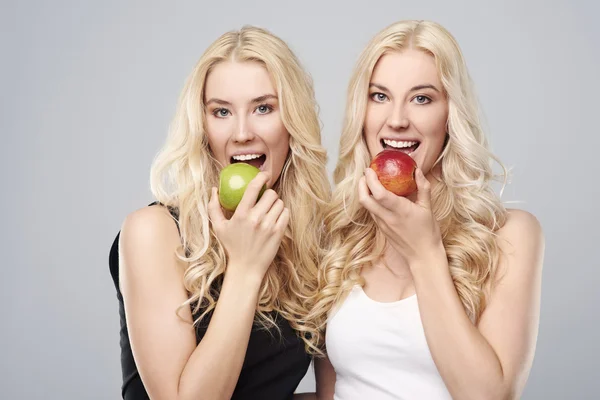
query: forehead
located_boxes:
[370,50,441,89]
[204,61,276,100]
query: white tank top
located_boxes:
[325,285,453,400]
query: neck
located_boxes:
[381,243,412,278]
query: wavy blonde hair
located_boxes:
[149,26,331,350]
[306,20,508,354]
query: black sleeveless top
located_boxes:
[108,203,311,399]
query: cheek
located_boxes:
[273,126,290,160]
[416,106,447,143]
[364,106,386,147]
[364,106,381,136]
[256,117,288,146]
[205,120,230,160]
[206,118,229,136]
[264,120,290,183]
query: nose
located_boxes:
[386,105,409,130]
[232,116,255,143]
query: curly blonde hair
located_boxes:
[149,26,331,350]
[305,20,508,355]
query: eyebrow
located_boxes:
[369,83,440,93]
[205,94,278,106]
[205,98,231,106]
[251,94,278,104]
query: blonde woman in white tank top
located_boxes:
[301,20,544,400]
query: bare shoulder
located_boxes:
[121,205,179,241]
[119,205,182,272]
[498,208,544,248]
[496,208,545,277]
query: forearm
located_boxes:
[411,250,508,400]
[177,267,262,400]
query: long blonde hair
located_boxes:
[149,26,331,350]
[306,20,508,354]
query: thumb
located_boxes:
[415,168,432,209]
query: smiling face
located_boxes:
[204,61,290,188]
[364,49,449,177]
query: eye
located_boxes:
[213,108,231,118]
[413,95,431,105]
[255,104,273,114]
[371,92,388,103]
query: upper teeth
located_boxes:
[232,154,263,161]
[383,139,418,149]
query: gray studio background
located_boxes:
[2,0,598,398]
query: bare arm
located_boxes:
[315,355,336,400]
[120,173,289,400]
[292,355,336,400]
[411,209,544,400]
[293,394,317,400]
[360,169,545,400]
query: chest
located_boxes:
[326,288,436,375]
[360,261,415,303]
[195,311,309,370]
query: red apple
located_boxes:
[369,149,417,196]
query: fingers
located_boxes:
[364,168,408,211]
[236,172,271,214]
[358,174,390,219]
[250,189,279,219]
[364,168,401,211]
[261,198,285,228]
[207,187,226,229]
[274,206,290,235]
[414,168,432,209]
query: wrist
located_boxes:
[223,264,265,291]
[409,242,448,273]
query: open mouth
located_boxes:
[381,139,420,155]
[230,153,267,170]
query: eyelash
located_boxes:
[371,92,388,102]
[370,92,432,105]
[211,104,274,118]
[213,108,230,118]
[255,104,273,114]
[413,95,431,105]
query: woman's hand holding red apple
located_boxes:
[359,160,445,269]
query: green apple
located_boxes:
[218,163,266,211]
